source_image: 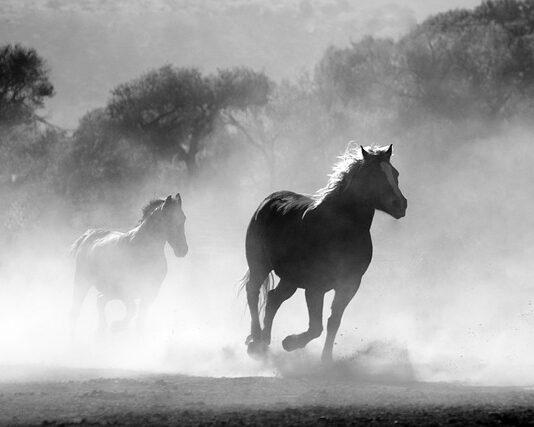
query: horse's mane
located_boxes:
[311,144,387,207]
[139,198,165,222]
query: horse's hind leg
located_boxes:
[111,297,136,333]
[245,267,269,355]
[282,288,325,352]
[261,280,297,345]
[69,275,91,340]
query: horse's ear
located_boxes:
[175,193,182,206]
[163,195,173,208]
[385,144,392,160]
[360,145,372,161]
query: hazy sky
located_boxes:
[0,0,483,127]
[376,0,481,19]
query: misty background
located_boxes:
[1,0,533,385]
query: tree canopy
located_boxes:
[106,65,272,175]
[0,44,54,127]
[315,0,534,120]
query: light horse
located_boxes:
[242,145,407,362]
[70,193,188,336]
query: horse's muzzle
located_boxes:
[173,245,188,257]
[390,197,407,219]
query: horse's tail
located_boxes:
[238,269,275,313]
[237,270,250,299]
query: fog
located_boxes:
[0,0,480,128]
[1,120,533,386]
[1,0,533,390]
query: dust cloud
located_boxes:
[0,120,533,387]
[0,0,533,389]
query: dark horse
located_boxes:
[243,145,407,362]
[70,193,188,337]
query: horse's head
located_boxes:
[160,193,188,257]
[357,145,407,219]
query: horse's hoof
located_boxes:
[282,335,301,352]
[247,340,268,359]
[321,353,334,364]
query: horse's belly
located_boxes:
[273,240,372,288]
[90,252,167,298]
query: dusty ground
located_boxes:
[1,367,534,426]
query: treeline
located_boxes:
[2,0,534,235]
[317,0,534,120]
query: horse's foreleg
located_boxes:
[261,280,297,345]
[136,296,155,333]
[321,284,358,363]
[282,289,324,352]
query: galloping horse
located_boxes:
[242,145,407,362]
[70,193,188,336]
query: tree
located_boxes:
[61,108,152,201]
[106,66,272,176]
[399,2,534,118]
[314,37,399,110]
[224,73,357,192]
[0,44,54,127]
[312,1,534,121]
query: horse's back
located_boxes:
[72,229,117,257]
[251,190,311,225]
[71,228,124,259]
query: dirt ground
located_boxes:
[1,366,534,426]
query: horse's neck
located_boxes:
[128,221,166,251]
[313,192,375,231]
